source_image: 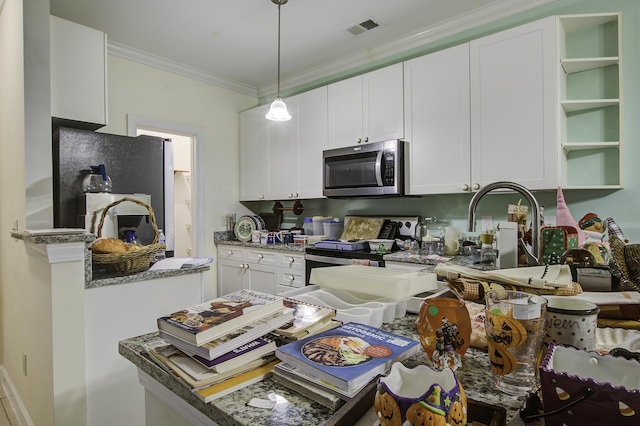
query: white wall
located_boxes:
[0,0,54,425]
[100,55,257,299]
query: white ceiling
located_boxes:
[50,0,556,97]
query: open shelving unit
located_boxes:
[557,12,622,189]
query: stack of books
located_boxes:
[274,297,339,341]
[273,322,420,409]
[151,289,294,402]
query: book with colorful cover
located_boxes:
[160,308,294,360]
[157,289,285,345]
[194,360,280,403]
[275,322,420,391]
[274,298,336,338]
[190,336,277,373]
[143,339,273,389]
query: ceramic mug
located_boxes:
[543,296,600,352]
[251,230,261,243]
[275,230,292,245]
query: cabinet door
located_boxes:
[218,259,247,295]
[50,16,107,129]
[364,63,404,143]
[240,105,269,201]
[245,263,279,295]
[404,45,471,195]
[328,75,363,148]
[296,87,328,199]
[268,99,299,200]
[470,16,557,191]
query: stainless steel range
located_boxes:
[304,216,419,284]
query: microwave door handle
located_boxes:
[375,150,383,187]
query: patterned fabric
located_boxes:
[445,277,583,302]
[605,217,627,242]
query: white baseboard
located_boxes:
[0,365,34,426]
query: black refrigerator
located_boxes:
[52,127,174,253]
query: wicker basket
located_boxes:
[91,197,165,274]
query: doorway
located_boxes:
[127,114,204,258]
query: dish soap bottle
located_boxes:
[82,164,112,193]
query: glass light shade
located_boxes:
[265,97,291,121]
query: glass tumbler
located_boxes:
[484,290,547,395]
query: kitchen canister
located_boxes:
[313,216,332,236]
[542,296,599,352]
[323,220,344,240]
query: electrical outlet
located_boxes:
[481,216,493,231]
[22,353,27,376]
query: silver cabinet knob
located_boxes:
[364,137,369,143]
[461,184,470,192]
[288,193,294,198]
[227,250,234,256]
[357,138,362,144]
[259,194,264,199]
[258,253,264,259]
[472,183,481,191]
[288,257,294,264]
[289,275,295,282]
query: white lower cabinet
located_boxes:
[217,245,305,296]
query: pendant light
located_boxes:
[265,0,291,121]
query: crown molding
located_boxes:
[108,41,258,97]
[108,0,556,99]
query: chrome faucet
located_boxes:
[466,181,541,266]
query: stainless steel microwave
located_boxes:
[323,139,406,197]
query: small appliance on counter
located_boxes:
[78,193,153,243]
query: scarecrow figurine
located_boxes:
[432,316,463,371]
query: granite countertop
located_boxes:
[87,265,210,289]
[119,314,524,426]
[215,231,306,253]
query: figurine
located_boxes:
[432,316,463,371]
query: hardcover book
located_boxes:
[160,308,294,360]
[144,339,273,389]
[194,360,279,403]
[275,322,419,391]
[272,370,344,411]
[190,336,277,373]
[273,362,367,400]
[157,289,285,345]
[274,298,336,338]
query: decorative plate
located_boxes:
[254,215,266,230]
[234,215,256,242]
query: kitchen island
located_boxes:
[119,313,525,426]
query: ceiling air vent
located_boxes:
[347,18,380,36]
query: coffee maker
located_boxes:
[77,193,154,243]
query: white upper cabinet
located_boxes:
[267,99,300,201]
[295,87,328,199]
[240,105,270,201]
[50,16,108,130]
[404,44,471,195]
[240,88,328,202]
[469,16,558,191]
[328,63,404,148]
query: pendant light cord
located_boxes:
[276,1,282,97]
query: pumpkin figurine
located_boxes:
[375,384,403,426]
[375,363,466,426]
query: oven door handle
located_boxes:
[305,254,354,265]
[375,150,383,187]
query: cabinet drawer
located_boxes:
[218,245,244,262]
[246,249,278,266]
[278,252,305,271]
[279,270,305,288]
